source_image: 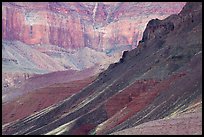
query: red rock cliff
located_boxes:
[2,2,186,50]
[2,2,84,49]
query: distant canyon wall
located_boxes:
[2,3,84,49]
[2,2,186,51]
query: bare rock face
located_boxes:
[2,2,185,51]
[2,2,84,49]
[2,2,202,135]
[141,18,174,43]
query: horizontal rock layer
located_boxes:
[2,2,202,135]
[2,2,185,51]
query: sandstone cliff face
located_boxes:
[2,2,84,49]
[2,2,185,51]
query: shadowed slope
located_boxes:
[2,2,202,135]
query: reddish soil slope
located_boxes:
[2,2,202,135]
[2,76,96,124]
[3,66,100,103]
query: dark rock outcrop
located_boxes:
[2,2,202,135]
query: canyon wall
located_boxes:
[2,2,186,51]
[2,2,84,49]
[2,2,202,135]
